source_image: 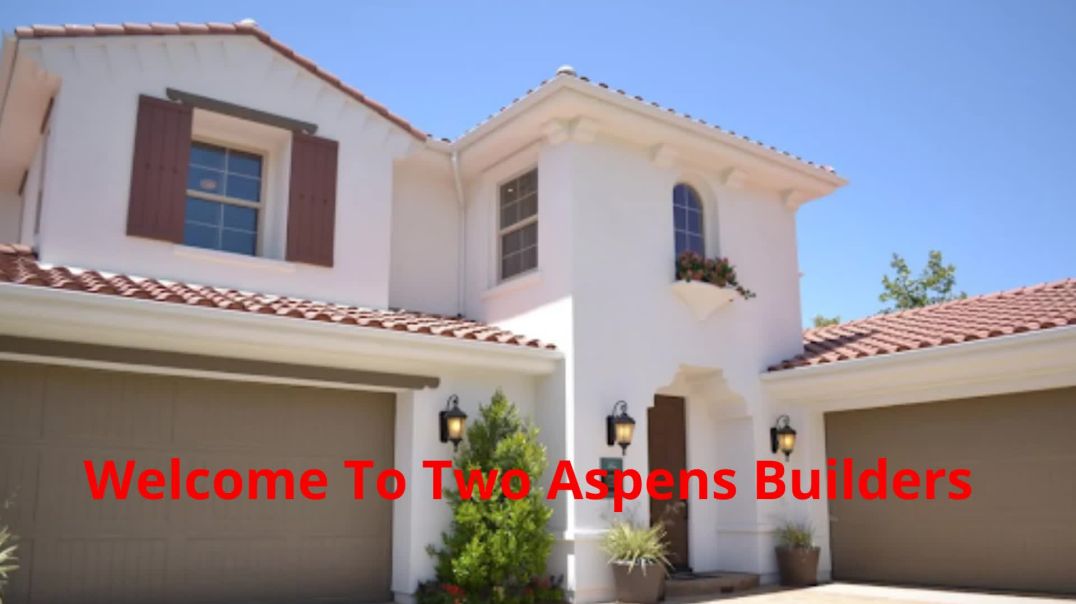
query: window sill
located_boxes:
[481,270,542,301]
[173,245,297,273]
[671,280,738,320]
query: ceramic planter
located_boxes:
[611,561,666,604]
[775,545,820,586]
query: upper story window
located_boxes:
[183,142,263,256]
[499,169,538,280]
[673,183,704,257]
[127,94,338,267]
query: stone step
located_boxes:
[664,571,760,600]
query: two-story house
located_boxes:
[0,21,1074,604]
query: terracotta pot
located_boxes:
[775,546,820,586]
[611,561,666,604]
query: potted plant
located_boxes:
[601,521,670,604]
[774,521,819,586]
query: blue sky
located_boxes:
[5,1,1075,326]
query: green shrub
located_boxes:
[775,521,815,549]
[600,521,670,575]
[0,524,17,602]
[423,390,558,604]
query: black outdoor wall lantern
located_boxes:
[440,395,468,451]
[770,414,797,461]
[606,400,636,456]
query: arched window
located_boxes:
[673,183,704,257]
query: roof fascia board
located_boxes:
[14,25,427,142]
[761,325,1076,410]
[0,334,439,391]
[0,282,562,376]
[452,76,846,190]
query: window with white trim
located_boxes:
[499,168,538,280]
[184,141,263,256]
[673,183,704,257]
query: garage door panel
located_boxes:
[38,448,172,534]
[0,360,395,604]
[173,381,294,451]
[42,367,174,446]
[283,388,396,454]
[31,537,169,604]
[0,363,45,439]
[297,535,393,602]
[827,387,1076,594]
[180,536,296,603]
[0,445,39,530]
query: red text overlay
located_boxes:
[84,458,972,509]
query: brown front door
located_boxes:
[648,395,689,571]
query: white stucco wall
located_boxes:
[458,130,822,600]
[19,35,416,308]
[389,149,460,316]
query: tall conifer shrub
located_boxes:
[425,390,558,604]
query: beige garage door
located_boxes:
[0,360,395,604]
[826,387,1076,594]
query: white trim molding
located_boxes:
[762,325,1076,411]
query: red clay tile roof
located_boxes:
[13,21,427,141]
[458,70,839,175]
[771,278,1076,371]
[0,244,555,350]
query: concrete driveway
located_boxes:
[666,583,1074,604]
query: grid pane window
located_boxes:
[499,169,538,280]
[183,142,263,255]
[673,183,704,257]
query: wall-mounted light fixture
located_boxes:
[440,395,468,451]
[606,400,636,456]
[770,414,796,461]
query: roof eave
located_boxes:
[762,324,1076,409]
[0,282,563,377]
[11,22,429,142]
[451,75,846,191]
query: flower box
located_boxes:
[672,280,739,320]
[672,251,754,319]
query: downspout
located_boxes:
[450,148,466,317]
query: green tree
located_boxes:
[428,390,554,604]
[879,250,966,311]
[811,314,841,328]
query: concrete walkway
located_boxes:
[662,583,1074,604]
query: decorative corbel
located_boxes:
[781,189,808,211]
[721,167,748,189]
[541,119,571,146]
[649,144,679,169]
[569,117,599,143]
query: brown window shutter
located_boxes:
[286,133,338,267]
[127,95,192,242]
